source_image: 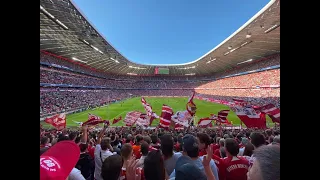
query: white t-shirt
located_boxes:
[69,168,86,180]
[94,144,115,180]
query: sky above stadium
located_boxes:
[73,0,270,65]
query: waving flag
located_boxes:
[230,105,266,129]
[259,104,280,123]
[112,116,122,125]
[136,114,151,127]
[159,105,173,128]
[45,113,66,130]
[186,91,197,116]
[198,114,218,128]
[217,110,231,124]
[172,92,197,127]
[82,114,105,126]
[124,111,142,127]
[141,97,159,126]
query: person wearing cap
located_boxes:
[169,134,219,180]
[94,123,116,180]
[40,140,85,180]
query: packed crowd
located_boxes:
[40,52,280,116]
[40,125,280,180]
[40,90,131,116]
[198,69,280,88]
[40,67,202,89]
[40,52,280,81]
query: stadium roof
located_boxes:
[40,0,280,76]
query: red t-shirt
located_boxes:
[212,144,220,152]
[87,145,95,158]
[222,156,250,180]
[214,149,221,157]
[199,149,207,156]
[212,155,226,180]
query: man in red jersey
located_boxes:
[214,138,250,180]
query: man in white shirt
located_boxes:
[94,124,116,180]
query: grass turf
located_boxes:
[41,97,273,128]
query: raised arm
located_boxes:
[97,123,108,145]
[202,146,216,180]
[80,125,88,144]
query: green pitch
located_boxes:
[42,97,273,127]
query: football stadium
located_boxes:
[40,0,280,180]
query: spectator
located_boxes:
[247,145,280,180]
[94,125,115,180]
[170,134,219,180]
[76,143,95,180]
[144,150,167,180]
[101,154,123,180]
[161,134,182,176]
[138,142,149,168]
[214,138,226,158]
[223,138,250,180]
[197,133,211,156]
[120,143,133,180]
[133,135,144,158]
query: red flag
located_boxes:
[124,111,142,126]
[198,117,214,128]
[136,114,150,127]
[230,106,266,129]
[159,104,173,129]
[82,114,105,126]
[259,104,280,123]
[141,97,159,124]
[44,113,66,130]
[186,91,197,116]
[217,110,231,124]
[112,116,122,125]
[198,114,218,128]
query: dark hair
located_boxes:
[121,143,133,160]
[79,143,88,153]
[160,134,174,157]
[186,148,199,158]
[197,133,211,148]
[40,136,48,145]
[265,129,272,136]
[69,132,78,141]
[243,142,254,157]
[225,138,239,156]
[141,142,149,156]
[144,150,165,180]
[245,132,251,138]
[101,155,123,180]
[75,136,81,144]
[57,134,69,142]
[250,132,266,148]
[254,145,280,180]
[144,136,152,144]
[135,135,143,145]
[101,138,111,150]
[151,134,158,144]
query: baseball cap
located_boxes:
[175,156,206,180]
[182,134,199,152]
[40,140,80,180]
